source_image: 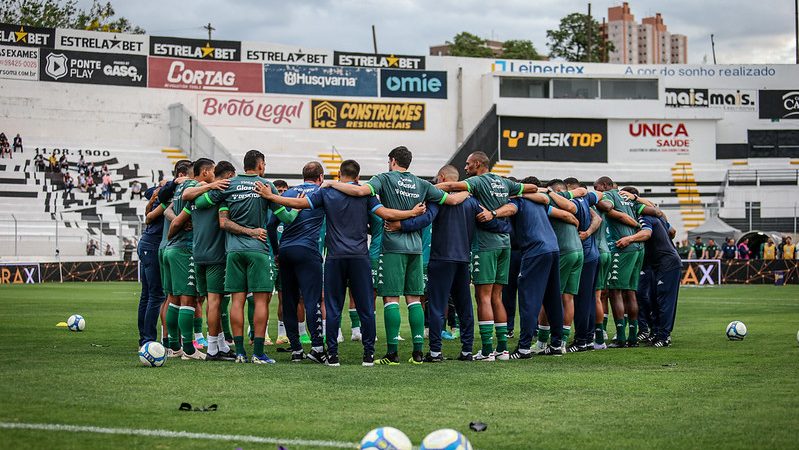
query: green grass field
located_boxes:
[1,282,798,449]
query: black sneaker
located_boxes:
[376,352,400,365]
[509,348,532,360]
[457,352,473,361]
[206,350,236,361]
[409,350,424,365]
[423,353,444,363]
[306,349,328,364]
[362,354,375,367]
[506,330,515,339]
[566,343,582,353]
[542,344,565,356]
[326,354,340,367]
[653,337,671,348]
[608,339,626,348]
[637,330,651,343]
[626,339,640,348]
[290,351,305,363]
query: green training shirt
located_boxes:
[594,207,610,254]
[191,195,226,265]
[602,189,642,253]
[548,194,582,256]
[464,173,523,251]
[166,179,198,249]
[366,170,447,254]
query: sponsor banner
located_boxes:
[198,94,308,128]
[150,36,240,61]
[681,259,722,285]
[40,261,138,282]
[311,99,424,131]
[55,28,147,55]
[264,64,376,97]
[380,69,447,99]
[499,117,607,162]
[0,45,38,80]
[334,51,425,69]
[758,90,799,119]
[0,23,54,47]
[241,41,333,66]
[0,263,40,284]
[607,119,715,161]
[39,48,146,87]
[148,56,262,93]
[665,88,756,112]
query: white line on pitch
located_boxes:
[0,422,358,448]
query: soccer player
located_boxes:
[257,159,424,365]
[270,180,291,345]
[762,238,777,260]
[501,177,523,340]
[436,151,537,361]
[173,160,236,360]
[721,238,737,260]
[386,165,510,362]
[505,178,578,358]
[194,150,298,364]
[688,236,705,259]
[592,205,611,350]
[783,236,796,260]
[137,185,166,347]
[594,176,644,348]
[704,239,721,259]
[324,146,469,364]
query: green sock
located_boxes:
[166,304,181,351]
[233,336,245,356]
[253,337,265,357]
[595,326,605,344]
[384,303,401,354]
[495,324,508,353]
[479,322,494,356]
[614,319,626,342]
[178,306,196,354]
[408,302,425,353]
[602,314,608,331]
[349,309,361,328]
[193,317,202,334]
[537,325,551,344]
[628,320,638,342]
[220,295,232,339]
[562,326,571,346]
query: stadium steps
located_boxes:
[492,162,513,176]
[162,148,188,164]
[671,161,704,231]
[318,152,342,178]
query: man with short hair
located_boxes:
[194,150,298,364]
[721,238,737,260]
[704,239,721,259]
[783,236,796,260]
[324,146,469,364]
[688,237,705,259]
[436,151,537,361]
[762,238,777,260]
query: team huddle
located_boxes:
[136,146,681,366]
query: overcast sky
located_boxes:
[93,0,797,64]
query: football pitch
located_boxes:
[0,282,797,449]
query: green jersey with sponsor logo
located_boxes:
[191,193,226,265]
[465,173,523,251]
[199,174,285,254]
[594,207,610,254]
[603,189,642,253]
[166,179,198,249]
[548,194,582,255]
[366,170,447,254]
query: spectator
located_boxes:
[59,154,69,173]
[704,239,721,259]
[104,243,114,256]
[88,162,96,177]
[86,174,96,199]
[102,173,112,201]
[48,154,57,172]
[721,238,737,260]
[761,238,777,260]
[12,134,22,153]
[101,163,109,176]
[123,238,135,262]
[34,152,45,172]
[676,240,690,259]
[0,132,6,144]
[63,172,74,194]
[0,140,10,159]
[77,173,87,192]
[77,155,86,174]
[130,180,143,200]
[783,236,796,260]
[86,239,98,256]
[688,236,704,259]
[737,238,751,260]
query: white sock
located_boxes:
[312,345,323,353]
[351,326,361,335]
[278,321,286,336]
[322,320,327,337]
[217,333,230,352]
[194,332,204,341]
[298,321,307,335]
[430,351,441,357]
[207,335,218,355]
[518,348,532,354]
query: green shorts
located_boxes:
[196,263,226,296]
[595,252,611,291]
[559,251,584,295]
[158,248,171,296]
[471,248,511,285]
[163,247,197,297]
[608,250,645,291]
[377,252,424,297]
[225,251,275,293]
[370,257,380,288]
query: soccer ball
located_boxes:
[360,427,412,450]
[726,321,747,340]
[420,429,472,450]
[796,330,799,345]
[138,341,166,367]
[67,314,85,332]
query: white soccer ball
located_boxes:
[139,341,166,367]
[726,321,747,341]
[67,314,85,332]
[360,427,412,450]
[796,330,799,345]
[420,428,472,450]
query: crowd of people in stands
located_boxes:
[676,236,797,260]
[32,148,127,201]
[0,132,22,158]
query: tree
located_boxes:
[501,39,544,60]
[546,12,612,62]
[0,0,144,33]
[446,31,494,58]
